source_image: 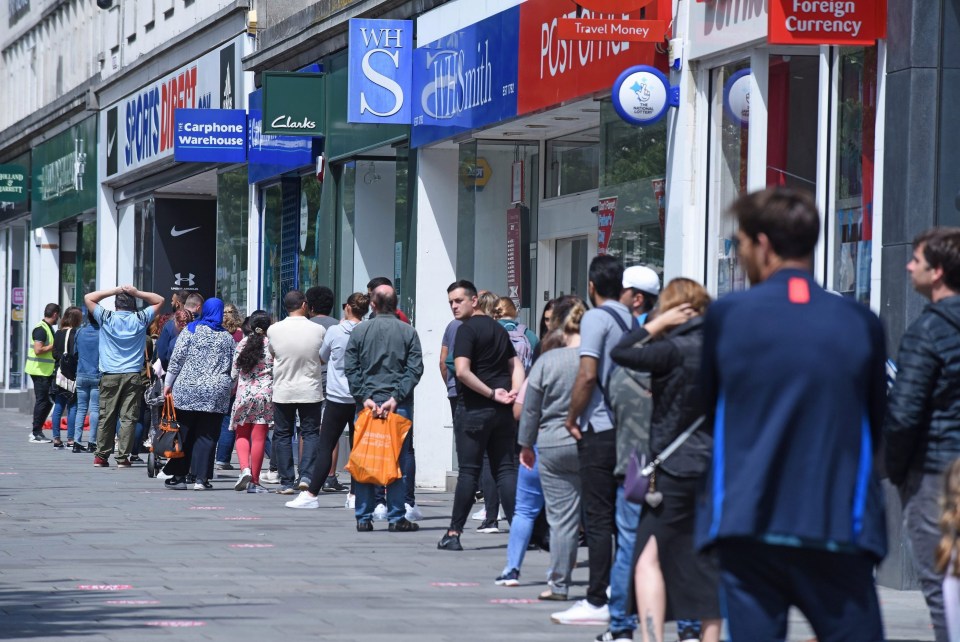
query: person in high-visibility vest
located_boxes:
[25,302,61,443]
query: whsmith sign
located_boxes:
[348,19,413,125]
[100,36,246,179]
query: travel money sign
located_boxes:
[768,0,886,45]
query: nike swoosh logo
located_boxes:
[170,226,201,237]
[108,129,116,152]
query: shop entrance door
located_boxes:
[554,235,589,299]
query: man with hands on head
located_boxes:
[438,280,523,552]
[84,284,163,468]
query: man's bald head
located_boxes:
[371,285,398,315]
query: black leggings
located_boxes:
[307,401,357,495]
[164,409,222,482]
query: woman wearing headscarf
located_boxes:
[163,298,235,490]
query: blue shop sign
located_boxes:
[611,65,679,127]
[173,109,247,163]
[411,6,520,148]
[348,19,413,125]
[247,88,322,184]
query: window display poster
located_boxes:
[597,196,618,255]
[506,208,522,307]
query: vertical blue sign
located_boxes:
[348,19,413,125]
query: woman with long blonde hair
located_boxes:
[611,278,720,642]
[937,458,960,642]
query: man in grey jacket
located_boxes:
[343,285,424,532]
[886,227,960,642]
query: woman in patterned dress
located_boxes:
[163,298,235,490]
[231,310,274,494]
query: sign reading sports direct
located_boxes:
[768,0,885,45]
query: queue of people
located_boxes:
[22,186,960,642]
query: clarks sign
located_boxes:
[262,72,325,137]
[768,0,886,45]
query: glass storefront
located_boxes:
[599,100,667,272]
[457,140,539,324]
[831,47,878,304]
[216,167,250,310]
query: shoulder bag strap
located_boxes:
[640,416,706,476]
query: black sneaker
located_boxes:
[72,442,86,453]
[477,520,501,534]
[596,630,633,641]
[52,439,64,449]
[388,518,420,532]
[356,520,373,532]
[321,476,347,493]
[495,568,520,586]
[29,433,52,444]
[185,474,196,484]
[165,476,187,490]
[437,533,463,551]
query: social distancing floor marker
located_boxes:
[224,516,261,521]
[489,598,540,604]
[229,543,274,548]
[106,599,159,605]
[430,582,480,587]
[145,620,206,627]
[189,506,225,510]
[77,584,132,591]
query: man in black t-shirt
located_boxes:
[438,280,523,552]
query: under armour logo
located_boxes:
[173,273,196,287]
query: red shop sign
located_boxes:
[768,0,886,46]
[576,0,657,11]
[517,0,669,115]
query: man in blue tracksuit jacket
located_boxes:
[698,188,888,641]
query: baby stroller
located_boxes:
[143,375,166,478]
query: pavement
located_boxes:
[0,407,936,641]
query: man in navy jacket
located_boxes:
[699,188,887,641]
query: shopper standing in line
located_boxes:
[230,310,275,494]
[50,306,82,449]
[73,310,102,453]
[25,302,60,444]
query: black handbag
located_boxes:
[153,395,185,459]
[624,416,705,506]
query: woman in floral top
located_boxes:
[231,310,274,493]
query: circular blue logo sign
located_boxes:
[612,65,672,127]
[723,68,751,128]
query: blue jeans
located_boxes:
[51,390,77,442]
[376,404,416,506]
[355,404,411,524]
[73,374,100,444]
[215,412,236,464]
[610,484,641,632]
[503,448,544,574]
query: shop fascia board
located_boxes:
[243,0,447,75]
[0,77,97,162]
[95,1,248,109]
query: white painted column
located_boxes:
[96,183,119,299]
[116,203,136,288]
[246,183,261,315]
[413,146,459,489]
[27,226,61,385]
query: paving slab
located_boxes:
[0,408,935,641]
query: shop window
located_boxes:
[337,162,357,303]
[298,176,322,293]
[134,199,155,294]
[394,148,417,319]
[546,129,600,199]
[261,184,283,320]
[832,47,877,304]
[599,100,667,272]
[458,140,539,325]
[709,61,750,296]
[78,221,96,301]
[215,167,249,311]
[766,55,820,191]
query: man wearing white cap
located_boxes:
[621,265,661,323]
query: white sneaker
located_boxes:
[235,468,252,491]
[372,503,388,521]
[471,508,486,522]
[156,471,172,481]
[28,433,52,444]
[260,470,280,485]
[285,491,320,509]
[405,503,423,522]
[550,600,610,625]
[344,494,356,509]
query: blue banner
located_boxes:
[348,19,414,125]
[247,89,322,184]
[411,7,520,148]
[173,109,247,163]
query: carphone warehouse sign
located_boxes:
[173,109,247,163]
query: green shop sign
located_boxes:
[31,116,97,229]
[0,164,27,202]
[262,72,325,137]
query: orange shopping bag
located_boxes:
[345,408,412,486]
